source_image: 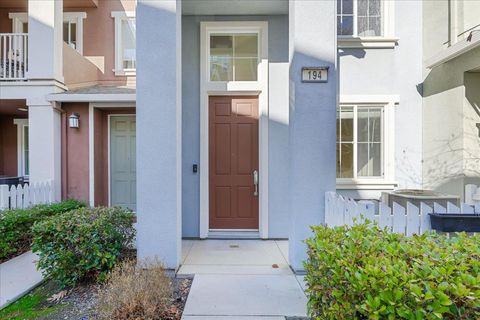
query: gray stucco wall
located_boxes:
[422,0,480,200]
[337,0,424,200]
[181,15,290,238]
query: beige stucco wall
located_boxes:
[63,43,99,89]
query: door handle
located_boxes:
[253,170,259,196]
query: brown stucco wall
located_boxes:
[0,116,19,176]
[94,107,136,206]
[62,103,90,202]
[0,9,13,33]
[61,104,135,206]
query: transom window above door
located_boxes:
[209,33,259,82]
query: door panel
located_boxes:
[209,96,259,229]
[110,116,136,211]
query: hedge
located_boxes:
[305,222,480,320]
[32,206,136,287]
[0,199,86,262]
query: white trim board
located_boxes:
[199,21,269,239]
[88,104,95,206]
[47,93,136,103]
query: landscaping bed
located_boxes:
[0,275,192,320]
[2,205,192,320]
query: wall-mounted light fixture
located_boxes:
[69,113,80,128]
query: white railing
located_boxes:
[325,192,480,236]
[0,181,53,211]
[0,33,28,80]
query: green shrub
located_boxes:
[305,222,480,320]
[0,199,86,261]
[32,207,135,287]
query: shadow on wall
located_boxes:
[421,48,480,198]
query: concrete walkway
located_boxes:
[179,240,308,320]
[0,251,43,308]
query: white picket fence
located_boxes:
[325,192,480,236]
[0,181,54,211]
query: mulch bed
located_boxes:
[40,276,192,320]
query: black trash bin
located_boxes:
[429,213,480,232]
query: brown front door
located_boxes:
[209,96,259,229]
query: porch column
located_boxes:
[28,102,62,201]
[27,0,63,82]
[136,0,182,269]
[288,0,338,271]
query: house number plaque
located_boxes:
[301,67,328,83]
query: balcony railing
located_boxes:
[0,33,28,81]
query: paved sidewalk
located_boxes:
[180,240,308,320]
[0,251,43,308]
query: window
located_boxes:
[121,18,136,69]
[209,33,259,81]
[337,105,384,179]
[112,11,136,75]
[9,12,86,54]
[23,126,29,176]
[13,119,29,177]
[338,0,383,37]
[63,21,77,49]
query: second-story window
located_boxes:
[112,11,136,75]
[337,0,383,37]
[122,18,136,70]
[63,21,77,50]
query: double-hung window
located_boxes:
[112,12,136,75]
[337,0,396,48]
[338,0,383,37]
[337,105,385,180]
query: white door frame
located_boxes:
[87,102,135,207]
[108,114,136,207]
[199,21,269,239]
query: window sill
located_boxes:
[113,69,136,76]
[338,37,399,49]
[336,179,398,190]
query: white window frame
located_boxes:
[337,0,398,49]
[112,11,136,76]
[336,95,397,190]
[9,12,86,54]
[13,119,29,177]
[63,12,87,54]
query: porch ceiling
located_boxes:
[182,0,288,15]
[0,99,27,116]
[0,0,98,9]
